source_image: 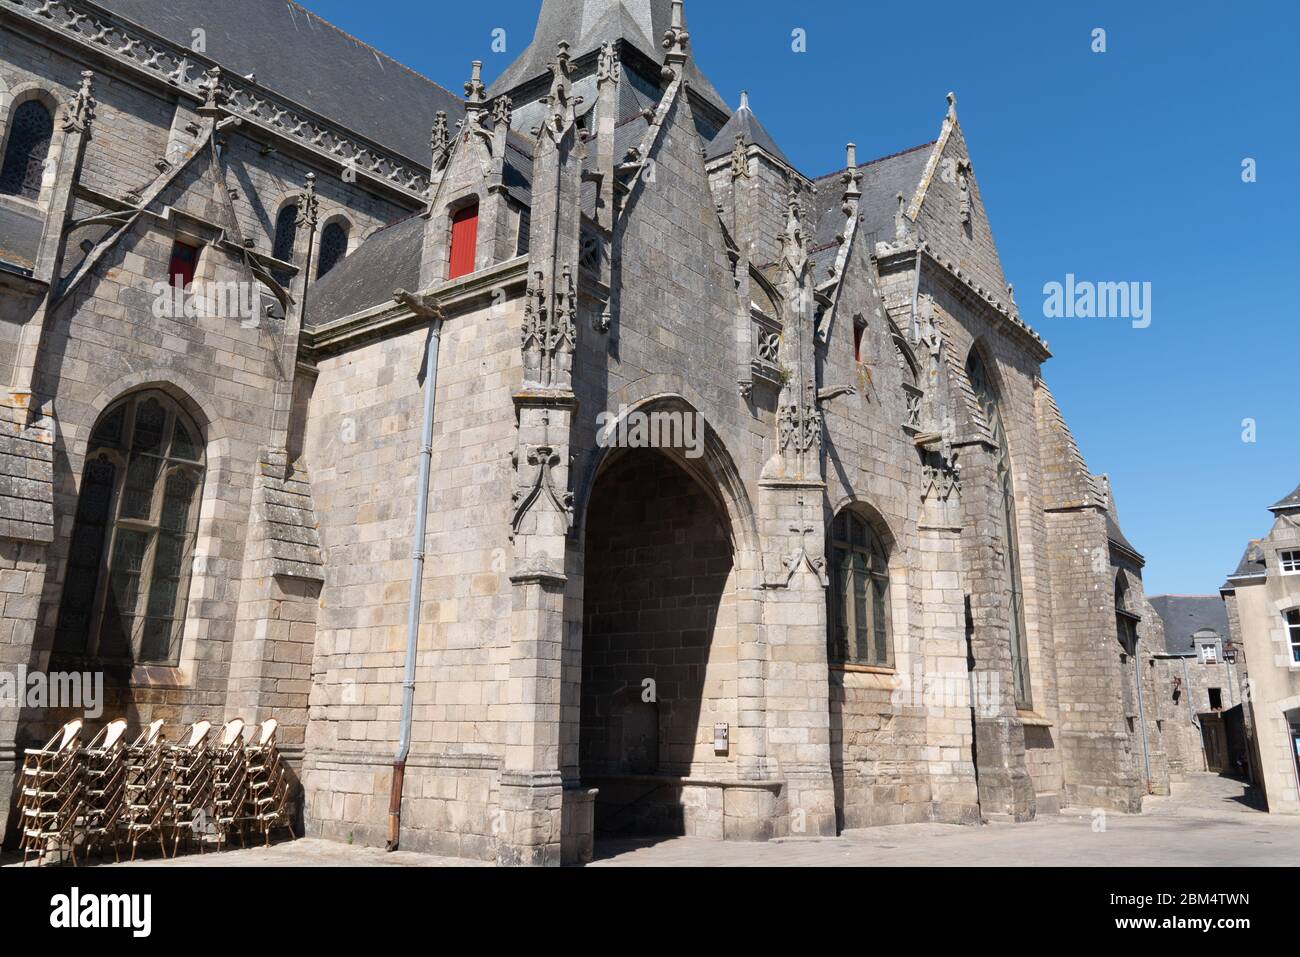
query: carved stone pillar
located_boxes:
[499,42,584,867]
[756,192,836,837]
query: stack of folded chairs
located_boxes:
[18,720,84,866]
[166,720,213,858]
[79,718,129,862]
[210,718,249,851]
[16,715,294,865]
[245,718,292,847]
[121,720,168,862]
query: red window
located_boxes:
[448,203,479,280]
[168,240,199,290]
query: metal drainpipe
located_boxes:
[386,316,444,851]
[1133,640,1153,793]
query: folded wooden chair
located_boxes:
[18,719,84,866]
[79,718,130,862]
[210,717,248,851]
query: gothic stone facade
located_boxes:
[0,0,1168,864]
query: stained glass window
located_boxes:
[0,100,54,200]
[53,391,205,666]
[828,510,892,667]
[967,349,1033,708]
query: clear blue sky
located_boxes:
[302,0,1299,595]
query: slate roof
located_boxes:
[97,0,463,164]
[803,143,934,284]
[1269,482,1300,512]
[1227,540,1267,581]
[488,0,727,113]
[1149,595,1231,657]
[1105,509,1143,561]
[309,214,424,326]
[704,97,790,166]
[0,204,44,276]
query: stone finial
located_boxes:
[946,91,958,121]
[538,42,582,143]
[597,41,621,86]
[492,96,513,129]
[296,172,318,230]
[739,90,750,112]
[197,66,227,116]
[662,0,690,74]
[465,60,488,105]
[730,132,749,180]
[894,191,908,240]
[956,158,972,225]
[779,187,808,291]
[430,111,450,168]
[61,70,97,133]
[841,143,862,206]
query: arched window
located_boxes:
[54,391,206,666]
[894,336,922,429]
[271,202,298,263]
[967,348,1032,707]
[317,220,348,278]
[0,99,54,200]
[828,510,892,667]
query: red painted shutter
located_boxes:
[448,204,479,279]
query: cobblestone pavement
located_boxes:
[2,774,1292,868]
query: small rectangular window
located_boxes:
[516,205,531,257]
[168,240,199,290]
[853,321,866,363]
[1287,609,1300,664]
[1280,550,1300,574]
[1208,688,1223,710]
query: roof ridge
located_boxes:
[810,141,936,184]
[283,0,462,104]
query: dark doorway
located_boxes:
[579,449,735,837]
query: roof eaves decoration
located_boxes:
[4,0,435,201]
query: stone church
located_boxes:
[0,0,1173,865]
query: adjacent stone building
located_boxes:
[1,0,1169,864]
[1149,595,1248,779]
[1221,483,1300,814]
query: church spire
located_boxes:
[488,0,725,112]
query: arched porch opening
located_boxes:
[578,446,737,839]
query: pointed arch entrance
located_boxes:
[563,397,766,850]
